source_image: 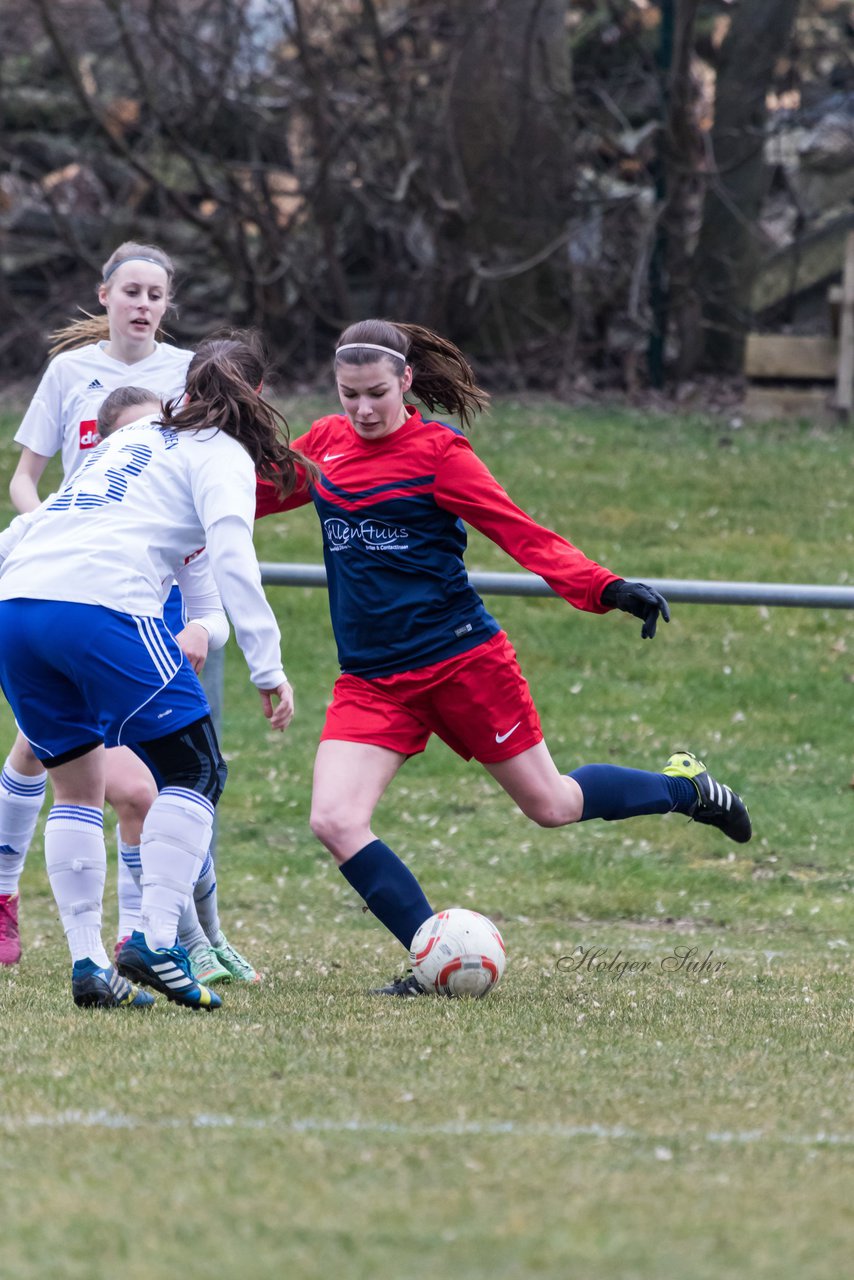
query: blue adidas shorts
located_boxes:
[163,583,186,635]
[0,598,210,763]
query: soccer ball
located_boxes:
[409,908,506,998]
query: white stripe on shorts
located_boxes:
[134,615,180,683]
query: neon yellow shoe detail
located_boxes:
[663,750,752,843]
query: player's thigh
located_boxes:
[138,715,226,804]
[312,739,406,825]
[48,744,107,808]
[484,739,583,826]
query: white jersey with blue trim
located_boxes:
[0,501,229,653]
[0,416,284,688]
[14,340,193,481]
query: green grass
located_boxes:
[0,398,852,1280]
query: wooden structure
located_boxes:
[744,231,854,423]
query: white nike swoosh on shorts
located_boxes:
[495,722,521,744]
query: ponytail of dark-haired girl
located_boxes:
[335,319,489,429]
[160,339,317,500]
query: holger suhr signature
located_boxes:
[556,945,727,981]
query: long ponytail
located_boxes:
[160,333,317,499]
[334,319,489,428]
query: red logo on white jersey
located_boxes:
[183,547,205,565]
[79,420,101,449]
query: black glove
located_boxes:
[601,579,670,640]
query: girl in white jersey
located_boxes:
[1,242,191,972]
[0,245,260,987]
[10,242,191,504]
[0,336,307,1010]
[95,387,262,985]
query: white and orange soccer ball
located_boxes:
[409,908,506,998]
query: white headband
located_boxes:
[335,342,407,362]
[103,255,168,282]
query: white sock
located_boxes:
[116,831,143,941]
[192,851,224,947]
[177,899,208,952]
[0,760,47,895]
[140,788,213,951]
[45,804,109,966]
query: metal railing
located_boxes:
[202,563,853,856]
[259,564,854,610]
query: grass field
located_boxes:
[0,398,852,1279]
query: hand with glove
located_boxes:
[601,579,670,640]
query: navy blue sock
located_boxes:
[339,839,434,948]
[568,764,697,821]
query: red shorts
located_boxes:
[320,631,543,763]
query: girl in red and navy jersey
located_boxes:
[257,319,751,995]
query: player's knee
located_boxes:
[110,776,159,829]
[10,733,41,773]
[309,803,336,847]
[516,790,583,828]
[309,802,353,856]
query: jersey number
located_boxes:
[49,442,153,511]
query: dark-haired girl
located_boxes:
[94,384,263,985]
[0,336,307,1010]
[257,319,751,995]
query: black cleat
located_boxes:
[369,973,427,997]
[663,750,752,843]
[72,959,155,1009]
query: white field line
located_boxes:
[2,1111,852,1149]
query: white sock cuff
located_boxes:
[0,764,48,873]
[1,762,47,795]
[160,787,215,820]
[143,790,214,860]
[118,841,142,870]
[47,805,104,832]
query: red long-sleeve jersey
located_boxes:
[257,407,619,678]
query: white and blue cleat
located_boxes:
[117,931,222,1010]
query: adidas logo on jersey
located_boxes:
[87,378,104,390]
[79,419,101,449]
